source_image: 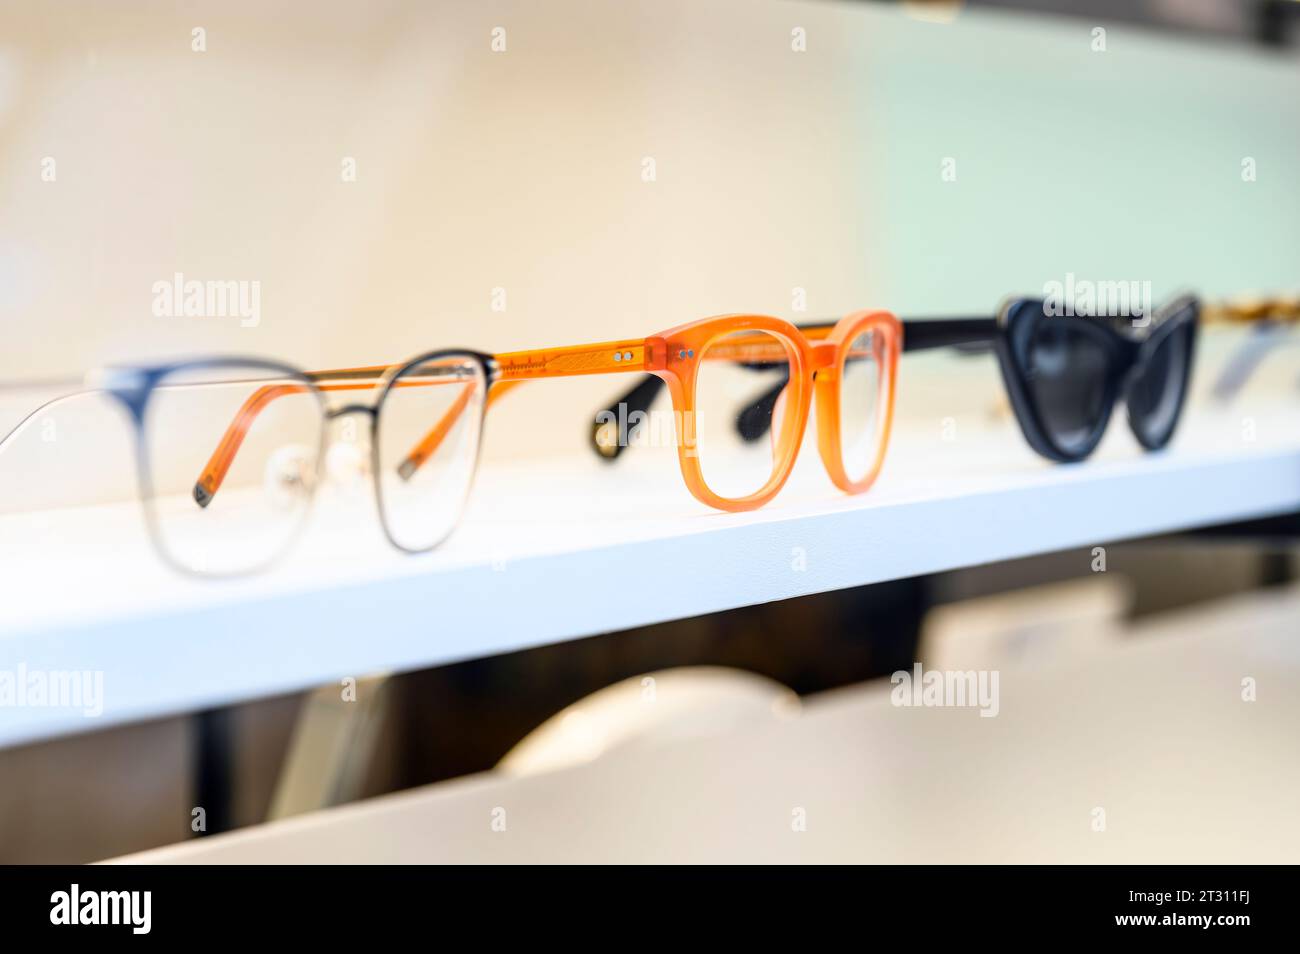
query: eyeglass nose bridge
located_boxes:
[325,403,378,420]
[320,403,377,489]
[810,340,839,372]
[322,403,379,458]
[1116,336,1152,398]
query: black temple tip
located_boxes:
[592,416,626,461]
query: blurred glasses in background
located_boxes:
[0,352,490,576]
[1206,294,1300,401]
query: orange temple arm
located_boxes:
[494,338,657,380]
[394,339,656,478]
[193,370,391,507]
[395,380,520,478]
[397,333,830,479]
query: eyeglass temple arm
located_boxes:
[402,337,664,475]
[0,386,103,458]
[394,380,519,478]
[193,370,393,508]
[901,317,998,353]
[394,337,660,480]
[591,316,998,458]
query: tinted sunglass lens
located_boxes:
[1127,318,1193,448]
[1026,322,1111,457]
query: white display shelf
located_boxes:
[2,402,1299,749]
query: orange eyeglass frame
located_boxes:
[193,310,901,514]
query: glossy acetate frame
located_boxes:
[653,310,901,510]
[591,316,995,463]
